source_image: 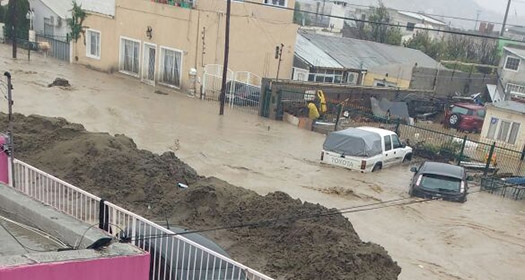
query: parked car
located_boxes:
[409,161,472,203]
[224,81,260,106]
[321,127,412,173]
[444,103,486,133]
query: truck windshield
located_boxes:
[420,174,461,192]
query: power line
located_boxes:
[243,1,525,43]
[127,197,433,243]
[338,2,525,29]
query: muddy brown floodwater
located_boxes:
[2,44,525,280]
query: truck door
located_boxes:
[391,134,405,163]
[383,135,394,167]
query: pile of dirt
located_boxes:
[1,113,401,279]
[48,78,71,88]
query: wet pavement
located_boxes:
[2,45,525,279]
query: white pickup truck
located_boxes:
[321,126,412,172]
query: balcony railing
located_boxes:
[151,0,194,9]
[12,159,274,280]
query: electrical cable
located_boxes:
[0,215,68,248]
[75,222,125,250]
[128,197,434,243]
[338,2,525,28]
[242,0,525,43]
[0,220,56,253]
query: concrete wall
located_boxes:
[0,251,149,280]
[410,66,497,97]
[480,105,525,151]
[74,0,298,92]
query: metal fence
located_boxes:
[35,34,70,62]
[480,176,525,200]
[12,159,274,280]
[201,64,261,113]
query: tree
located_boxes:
[404,31,445,60]
[5,0,30,58]
[293,2,310,26]
[67,1,87,43]
[355,1,402,45]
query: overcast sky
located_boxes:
[475,0,525,16]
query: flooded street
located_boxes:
[2,46,525,279]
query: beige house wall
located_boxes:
[74,0,298,91]
[479,105,525,151]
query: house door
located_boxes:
[142,44,156,85]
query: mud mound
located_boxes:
[2,113,401,279]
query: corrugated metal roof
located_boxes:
[504,46,525,60]
[298,32,440,70]
[397,11,446,26]
[493,100,525,113]
[37,0,71,19]
[295,34,344,69]
[36,0,115,18]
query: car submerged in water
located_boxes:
[408,161,472,203]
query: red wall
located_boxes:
[0,253,150,280]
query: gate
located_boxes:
[202,64,262,112]
[35,34,70,62]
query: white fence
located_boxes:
[12,159,274,280]
[201,64,262,112]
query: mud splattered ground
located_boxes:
[1,113,401,279]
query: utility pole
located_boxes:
[275,43,284,80]
[4,72,14,188]
[219,0,231,115]
[474,10,481,31]
[501,0,512,36]
[7,0,20,59]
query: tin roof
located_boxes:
[492,100,525,114]
[297,32,440,70]
[503,46,525,60]
[295,34,344,69]
[397,11,446,26]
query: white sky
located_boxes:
[475,0,525,17]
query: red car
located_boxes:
[444,103,486,133]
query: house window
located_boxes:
[307,69,344,84]
[497,121,511,141]
[384,135,392,151]
[486,117,498,139]
[504,56,520,71]
[406,22,415,31]
[492,119,521,144]
[44,17,54,37]
[120,38,140,76]
[264,0,286,7]
[509,123,520,144]
[86,30,101,59]
[160,47,182,88]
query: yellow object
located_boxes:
[316,90,327,114]
[308,102,320,120]
[485,153,497,166]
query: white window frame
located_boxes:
[86,29,101,60]
[159,46,183,89]
[504,55,520,72]
[506,82,525,96]
[488,117,521,145]
[142,42,157,84]
[264,0,287,8]
[119,36,141,77]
